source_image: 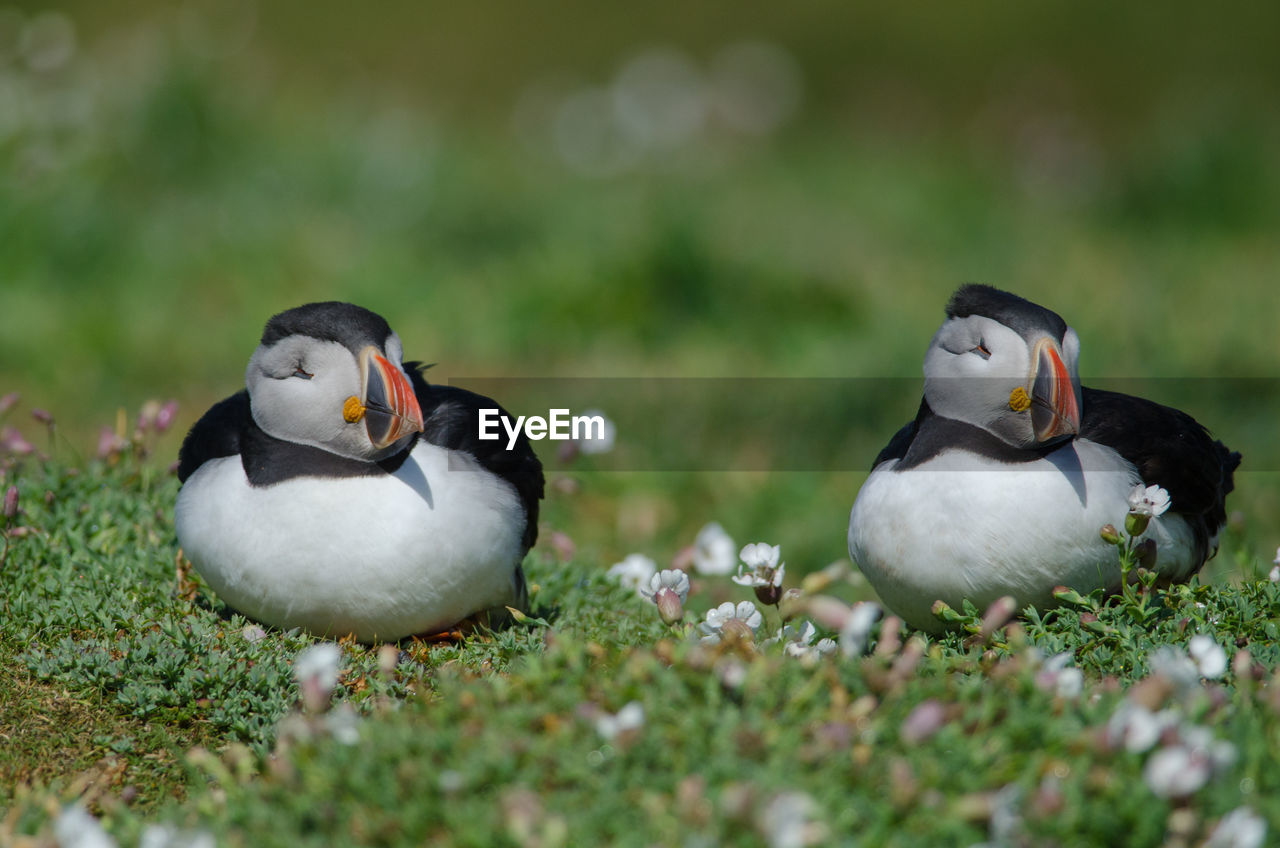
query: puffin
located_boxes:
[848,285,1240,633]
[175,302,543,642]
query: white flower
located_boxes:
[1274,546,1280,565]
[767,621,837,661]
[325,704,361,745]
[639,568,690,603]
[734,542,786,604]
[1144,745,1210,799]
[839,601,881,658]
[766,619,815,647]
[575,408,616,455]
[1180,723,1237,770]
[55,806,116,848]
[1207,807,1267,848]
[1142,724,1236,799]
[1107,702,1177,753]
[595,701,645,741]
[1148,645,1200,690]
[692,522,736,575]
[698,600,763,642]
[294,643,342,712]
[1269,565,1280,583]
[241,624,267,643]
[732,560,786,590]
[739,542,781,570]
[759,791,826,848]
[607,553,657,592]
[1127,484,1171,518]
[140,825,216,848]
[1054,667,1084,699]
[1188,634,1228,679]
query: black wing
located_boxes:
[177,391,251,483]
[872,399,928,470]
[406,364,545,553]
[1079,386,1241,565]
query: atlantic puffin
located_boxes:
[175,302,543,642]
[848,285,1240,633]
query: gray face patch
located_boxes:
[246,337,377,461]
[923,315,1063,450]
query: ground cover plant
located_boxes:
[5,4,1280,846]
[3,437,1280,846]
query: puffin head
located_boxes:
[245,302,425,462]
[922,285,1082,450]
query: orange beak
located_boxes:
[1030,338,1080,443]
[357,347,425,450]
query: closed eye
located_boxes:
[293,367,313,380]
[971,342,991,360]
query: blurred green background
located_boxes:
[3,0,1278,575]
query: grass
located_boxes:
[4,7,1280,845]
[2,451,1280,846]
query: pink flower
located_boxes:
[96,427,127,459]
[155,400,179,433]
[0,427,34,456]
[900,699,946,744]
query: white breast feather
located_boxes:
[174,442,526,642]
[848,439,1197,632]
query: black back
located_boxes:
[177,391,249,483]
[406,363,545,552]
[1078,386,1239,565]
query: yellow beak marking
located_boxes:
[343,395,367,423]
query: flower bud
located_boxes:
[979,595,1018,641]
[719,618,754,644]
[0,392,19,416]
[3,485,17,520]
[378,644,401,678]
[754,581,783,607]
[1124,512,1150,538]
[654,587,684,626]
[1099,524,1122,545]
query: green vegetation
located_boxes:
[2,456,1279,846]
[4,3,1280,845]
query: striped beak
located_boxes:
[1030,337,1080,443]
[357,346,424,450]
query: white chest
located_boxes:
[174,442,527,641]
[848,439,1195,632]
